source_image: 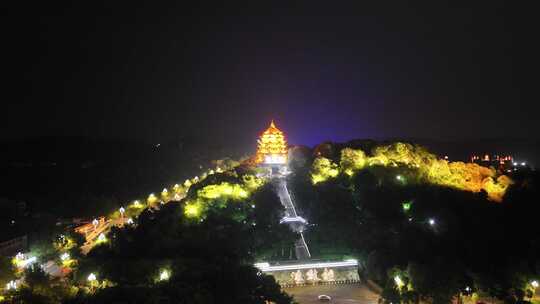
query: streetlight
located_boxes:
[126,218,134,225]
[60,253,70,261]
[97,233,106,243]
[532,280,539,288]
[402,201,412,212]
[6,280,17,290]
[119,207,125,218]
[159,269,170,281]
[394,275,404,288]
[87,273,96,282]
[92,218,99,230]
[429,218,436,226]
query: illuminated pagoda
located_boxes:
[256,120,288,165]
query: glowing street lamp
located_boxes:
[97,233,107,243]
[87,273,96,282]
[6,280,17,290]
[60,252,70,261]
[126,218,134,225]
[15,252,24,261]
[161,188,168,198]
[132,200,142,208]
[159,269,170,281]
[531,280,539,288]
[402,201,412,212]
[147,193,157,205]
[119,207,125,217]
[92,218,99,230]
[428,218,436,226]
[394,275,404,288]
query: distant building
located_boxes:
[0,235,27,256]
[470,154,514,172]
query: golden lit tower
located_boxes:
[256,120,288,165]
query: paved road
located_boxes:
[80,217,127,254]
[285,284,379,304]
[274,178,311,259]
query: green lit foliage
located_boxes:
[311,157,340,184]
[183,174,266,219]
[312,142,512,202]
[340,148,367,176]
[0,256,16,289]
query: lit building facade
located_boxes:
[256,120,288,165]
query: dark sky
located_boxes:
[2,2,537,146]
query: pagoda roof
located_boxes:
[262,120,284,135]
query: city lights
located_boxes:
[429,218,436,226]
[87,273,96,282]
[531,280,539,288]
[13,254,37,268]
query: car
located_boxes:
[318,294,332,301]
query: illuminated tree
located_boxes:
[340,148,367,175]
[311,157,339,184]
[312,142,512,202]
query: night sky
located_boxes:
[2,2,536,146]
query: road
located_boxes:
[80,217,127,254]
[285,284,379,304]
[274,177,311,260]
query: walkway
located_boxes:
[274,177,311,260]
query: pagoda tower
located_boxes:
[256,120,288,165]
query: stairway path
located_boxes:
[274,177,311,260]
